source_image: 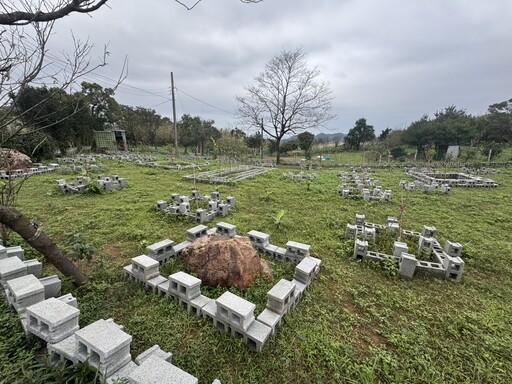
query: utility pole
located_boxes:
[171,72,178,157]
[260,117,263,161]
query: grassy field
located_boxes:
[1,159,512,383]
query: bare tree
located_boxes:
[0,2,119,286]
[237,48,335,164]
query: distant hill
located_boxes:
[284,132,346,143]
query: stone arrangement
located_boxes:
[0,244,213,384]
[183,165,272,184]
[462,167,501,175]
[56,175,127,194]
[124,222,320,352]
[156,190,235,224]
[406,168,498,188]
[337,170,392,201]
[399,179,451,193]
[283,171,317,180]
[345,214,465,282]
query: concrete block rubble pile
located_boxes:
[56,175,127,194]
[183,165,272,184]
[345,214,465,282]
[156,190,235,224]
[124,222,321,352]
[0,244,214,384]
[406,167,498,188]
[337,170,392,201]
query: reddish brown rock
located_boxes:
[0,148,33,170]
[183,235,272,289]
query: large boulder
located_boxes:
[0,149,33,170]
[183,235,272,289]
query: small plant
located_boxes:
[85,181,103,195]
[66,233,97,265]
[381,257,399,277]
[274,209,285,228]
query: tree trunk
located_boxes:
[0,206,87,286]
[276,138,281,164]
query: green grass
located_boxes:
[1,160,512,383]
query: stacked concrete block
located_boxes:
[345,224,357,239]
[353,239,368,260]
[0,256,28,286]
[5,274,46,313]
[418,236,434,254]
[266,279,296,316]
[146,239,175,264]
[293,256,321,287]
[364,227,376,242]
[216,222,237,238]
[26,297,80,343]
[386,217,400,235]
[247,230,270,250]
[344,215,466,282]
[74,319,133,377]
[126,256,160,283]
[187,225,209,242]
[355,214,365,226]
[285,241,310,263]
[40,275,62,299]
[168,271,201,304]
[216,291,256,333]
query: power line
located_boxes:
[175,87,235,115]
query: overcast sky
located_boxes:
[48,0,512,135]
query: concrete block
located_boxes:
[168,271,201,301]
[363,227,376,241]
[134,344,172,365]
[40,275,62,299]
[218,203,229,217]
[48,334,80,364]
[256,308,283,335]
[399,253,417,278]
[444,241,463,258]
[247,230,270,249]
[173,241,192,256]
[146,239,175,263]
[353,239,368,260]
[186,225,208,242]
[226,196,236,207]
[0,256,27,286]
[75,319,132,377]
[294,256,320,286]
[7,246,24,259]
[266,279,295,315]
[189,295,212,317]
[196,208,207,224]
[216,291,255,331]
[26,297,80,343]
[285,241,310,262]
[355,214,365,226]
[105,361,138,384]
[210,191,220,201]
[418,236,434,253]
[345,224,357,239]
[392,241,408,257]
[5,274,45,313]
[216,222,236,238]
[57,293,78,308]
[127,355,198,384]
[244,320,272,352]
[24,259,42,278]
[179,202,190,214]
[132,255,160,283]
[156,200,168,211]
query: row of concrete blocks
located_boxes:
[56,175,127,194]
[183,166,273,184]
[156,191,235,224]
[0,247,210,383]
[283,172,317,180]
[123,253,321,353]
[346,214,465,282]
[462,167,500,175]
[338,185,392,201]
[0,165,56,179]
[406,170,498,188]
[399,179,451,193]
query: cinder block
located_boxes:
[25,297,80,344]
[24,259,42,278]
[40,275,62,299]
[0,256,27,286]
[6,274,45,313]
[127,355,198,384]
[399,253,417,278]
[244,320,272,352]
[168,271,201,301]
[216,291,255,331]
[266,279,295,315]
